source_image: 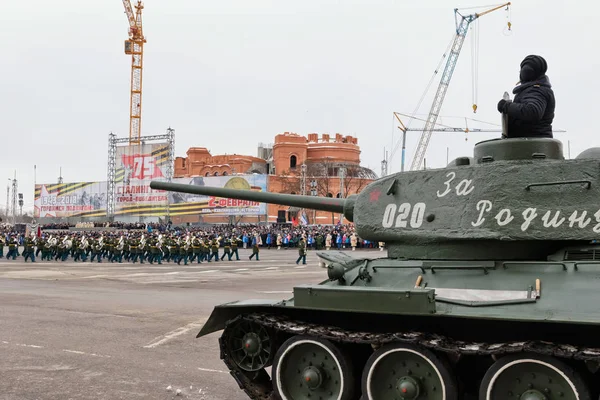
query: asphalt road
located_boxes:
[0,248,384,400]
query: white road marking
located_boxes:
[63,349,111,358]
[294,266,307,269]
[233,268,249,272]
[16,343,44,348]
[143,318,208,349]
[1,341,9,344]
[197,367,228,374]
[263,267,279,270]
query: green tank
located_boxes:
[151,137,600,400]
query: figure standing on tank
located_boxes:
[497,55,555,138]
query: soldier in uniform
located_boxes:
[42,236,54,261]
[23,234,36,262]
[208,237,220,262]
[129,236,139,263]
[220,237,232,261]
[177,237,189,265]
[249,237,259,261]
[200,237,210,262]
[35,236,44,258]
[191,235,202,263]
[149,236,162,265]
[230,236,240,261]
[296,237,307,265]
[6,235,18,260]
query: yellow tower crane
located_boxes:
[122,0,146,145]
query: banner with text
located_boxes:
[114,142,170,216]
[34,182,107,218]
[167,175,267,216]
[33,175,267,218]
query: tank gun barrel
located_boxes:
[150,181,353,219]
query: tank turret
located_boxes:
[152,137,599,261]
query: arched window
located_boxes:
[290,191,296,195]
[205,172,210,177]
[326,193,333,198]
[336,193,341,198]
[214,172,219,176]
[222,171,228,176]
[290,155,297,169]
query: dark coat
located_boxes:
[506,75,555,138]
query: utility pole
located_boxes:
[10,172,17,224]
[5,181,9,220]
[380,148,388,177]
[296,164,306,225]
[18,193,23,219]
[339,167,346,223]
[310,179,317,224]
[58,167,63,184]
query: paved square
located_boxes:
[0,248,382,399]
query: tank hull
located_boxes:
[198,253,600,399]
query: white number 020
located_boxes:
[382,203,426,228]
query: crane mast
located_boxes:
[409,3,510,171]
[122,0,146,145]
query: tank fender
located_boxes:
[197,299,283,338]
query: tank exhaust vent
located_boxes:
[564,250,598,261]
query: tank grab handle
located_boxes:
[525,179,591,191]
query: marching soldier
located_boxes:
[220,237,232,261]
[230,236,240,261]
[177,235,189,265]
[6,235,18,260]
[191,235,202,263]
[208,237,219,262]
[35,236,44,258]
[23,234,36,262]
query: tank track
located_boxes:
[219,313,600,400]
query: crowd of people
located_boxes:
[0,224,384,263]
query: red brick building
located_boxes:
[173,132,377,224]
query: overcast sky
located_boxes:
[2,0,597,212]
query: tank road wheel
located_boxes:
[225,318,275,373]
[361,343,458,400]
[272,335,355,400]
[480,353,591,400]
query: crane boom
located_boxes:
[122,0,146,145]
[122,0,136,28]
[409,3,510,171]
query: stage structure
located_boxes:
[107,128,175,219]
